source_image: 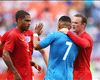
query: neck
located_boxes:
[16,27,24,33]
[59,28,68,34]
[77,30,85,35]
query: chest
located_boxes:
[15,34,29,49]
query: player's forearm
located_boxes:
[0,41,3,48]
[39,49,48,66]
[2,50,18,74]
[67,31,90,48]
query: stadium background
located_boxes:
[0,1,100,80]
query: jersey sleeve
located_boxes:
[0,35,1,38]
[39,33,55,48]
[0,35,1,43]
[3,33,16,53]
[67,31,90,48]
[1,31,9,44]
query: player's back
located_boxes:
[43,32,78,80]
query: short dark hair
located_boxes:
[74,14,87,25]
[15,10,30,22]
[59,16,71,23]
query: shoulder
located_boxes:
[84,32,93,40]
[83,32,93,44]
[51,31,64,36]
[7,29,18,39]
[47,32,60,38]
[3,28,14,37]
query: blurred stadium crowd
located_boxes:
[0,1,100,80]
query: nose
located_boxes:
[28,23,30,26]
[72,26,76,29]
[70,25,76,32]
[27,22,31,26]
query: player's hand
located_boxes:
[37,64,42,73]
[31,61,42,72]
[34,23,43,35]
[14,72,22,80]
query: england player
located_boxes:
[34,16,79,80]
[69,14,93,80]
[61,14,93,80]
[0,10,47,80]
[0,35,8,80]
[2,10,33,80]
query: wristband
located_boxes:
[33,33,38,37]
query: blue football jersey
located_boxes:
[39,32,78,80]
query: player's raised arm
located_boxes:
[33,23,48,66]
[33,23,43,50]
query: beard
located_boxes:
[21,26,29,31]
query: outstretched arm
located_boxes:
[33,23,43,50]
[59,29,90,48]
[67,31,90,48]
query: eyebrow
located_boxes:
[25,20,31,21]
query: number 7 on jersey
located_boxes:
[63,41,72,60]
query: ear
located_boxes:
[17,18,22,23]
[83,23,86,28]
[68,26,71,30]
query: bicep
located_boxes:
[3,49,10,57]
[39,33,55,48]
[34,44,42,50]
[3,34,16,53]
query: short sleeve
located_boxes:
[1,31,9,44]
[4,33,16,53]
[39,33,55,48]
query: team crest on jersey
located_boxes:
[25,36,31,42]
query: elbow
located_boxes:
[34,44,42,50]
[79,43,90,48]
[81,45,87,48]
[2,53,7,62]
[2,50,9,61]
[39,49,45,55]
[34,46,39,50]
[34,47,39,50]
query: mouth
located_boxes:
[26,25,30,28]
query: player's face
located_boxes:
[20,15,31,31]
[71,16,83,34]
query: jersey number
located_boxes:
[63,42,72,60]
